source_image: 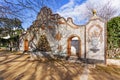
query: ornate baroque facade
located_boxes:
[19,7,106,63]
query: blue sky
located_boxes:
[22,0,87,29]
[23,0,120,29]
[0,0,120,29]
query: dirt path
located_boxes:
[1,50,120,80]
[80,64,90,80]
[88,65,120,80]
[0,52,84,80]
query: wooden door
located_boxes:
[67,39,71,56]
[24,39,28,51]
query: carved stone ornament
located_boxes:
[90,36,99,53]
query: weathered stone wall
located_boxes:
[19,7,106,63]
[19,28,46,51]
[57,17,85,58]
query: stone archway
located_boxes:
[67,35,81,58]
[24,39,28,51]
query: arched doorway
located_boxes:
[67,35,81,58]
[24,39,28,51]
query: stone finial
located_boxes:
[92,9,97,16]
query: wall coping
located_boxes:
[107,59,120,66]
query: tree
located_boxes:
[107,16,120,49]
[84,0,119,21]
[0,17,23,50]
[0,17,23,37]
[0,0,58,20]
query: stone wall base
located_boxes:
[86,59,105,64]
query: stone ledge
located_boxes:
[107,59,120,66]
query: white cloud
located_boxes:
[57,0,120,25]
[60,0,74,10]
[57,0,87,24]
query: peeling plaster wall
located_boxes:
[57,18,85,58]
